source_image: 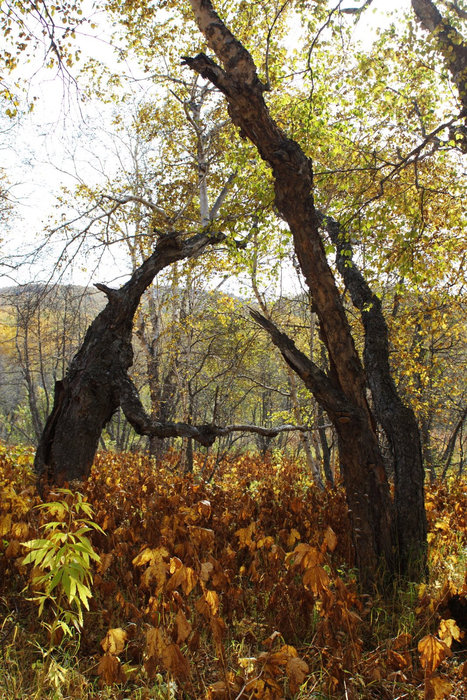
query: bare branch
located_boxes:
[209,171,237,220]
[120,372,328,444]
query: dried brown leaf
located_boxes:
[424,675,453,700]
[302,565,330,595]
[176,608,192,644]
[322,526,338,553]
[97,653,125,684]
[286,655,309,694]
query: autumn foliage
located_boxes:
[1,444,466,699]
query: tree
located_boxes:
[179,0,431,585]
[33,230,224,484]
[1,0,94,111]
[33,227,311,485]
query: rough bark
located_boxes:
[319,213,427,578]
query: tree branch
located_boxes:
[249,309,353,419]
[340,1,374,13]
[119,371,328,446]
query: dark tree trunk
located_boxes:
[320,214,427,579]
[34,231,223,485]
[317,405,333,486]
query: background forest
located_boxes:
[0,0,466,698]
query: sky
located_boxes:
[1,0,413,292]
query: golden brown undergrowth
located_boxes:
[0,444,466,699]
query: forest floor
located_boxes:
[0,443,466,699]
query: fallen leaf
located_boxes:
[146,626,167,658]
[97,552,113,574]
[176,608,192,644]
[162,643,190,680]
[200,561,213,582]
[438,618,462,647]
[197,499,211,518]
[11,521,29,539]
[392,632,412,650]
[141,558,167,593]
[101,628,127,655]
[263,630,282,649]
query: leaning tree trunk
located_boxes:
[183,0,427,587]
[34,231,223,485]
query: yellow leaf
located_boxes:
[235,522,256,549]
[287,543,321,569]
[189,526,215,549]
[132,546,169,567]
[424,675,453,700]
[205,589,220,616]
[438,618,462,647]
[176,608,192,644]
[0,514,12,537]
[11,521,29,539]
[238,656,256,673]
[418,635,451,674]
[146,626,167,658]
[197,499,211,518]
[141,559,167,593]
[322,526,338,552]
[101,628,127,655]
[287,528,301,549]
[387,649,410,670]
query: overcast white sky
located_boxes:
[1,0,413,290]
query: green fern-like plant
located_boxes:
[23,488,103,638]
